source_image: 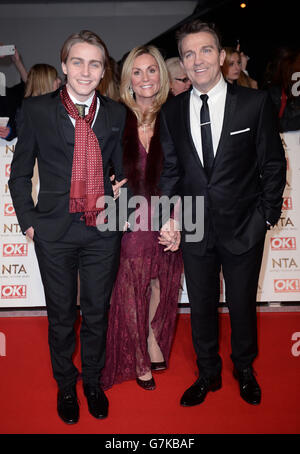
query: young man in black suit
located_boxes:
[159,21,286,406]
[9,30,127,423]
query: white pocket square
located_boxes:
[230,128,250,135]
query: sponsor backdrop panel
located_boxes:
[257,131,300,301]
[0,137,45,308]
[0,132,299,309]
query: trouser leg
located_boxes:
[34,221,121,389]
[219,239,265,370]
[34,230,80,388]
[78,232,121,386]
[182,247,222,378]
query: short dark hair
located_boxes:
[176,20,222,59]
[60,30,109,68]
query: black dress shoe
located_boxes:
[136,377,156,390]
[57,385,79,424]
[83,384,109,419]
[233,367,261,405]
[180,375,222,407]
[151,361,167,372]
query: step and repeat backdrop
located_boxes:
[1,132,299,309]
[0,137,45,308]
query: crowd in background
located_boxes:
[1,40,299,143]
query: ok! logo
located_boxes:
[270,237,296,250]
[2,243,28,257]
[274,279,300,293]
[5,164,10,178]
[4,203,15,216]
[1,285,27,299]
[282,197,293,210]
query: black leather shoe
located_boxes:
[83,384,109,419]
[57,385,79,424]
[136,377,156,390]
[151,361,167,372]
[233,367,261,405]
[180,375,222,407]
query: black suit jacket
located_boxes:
[0,81,25,140]
[9,88,127,241]
[159,82,286,255]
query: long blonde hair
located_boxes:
[222,47,257,89]
[120,45,169,125]
[24,64,58,97]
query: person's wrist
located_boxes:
[5,126,11,139]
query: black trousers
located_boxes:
[34,219,121,389]
[182,235,265,378]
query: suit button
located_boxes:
[207,184,211,189]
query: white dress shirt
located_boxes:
[190,75,227,165]
[67,89,100,128]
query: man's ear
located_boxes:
[61,62,67,75]
[220,49,226,67]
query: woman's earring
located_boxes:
[129,85,134,97]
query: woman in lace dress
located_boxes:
[101,45,183,391]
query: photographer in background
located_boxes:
[0,45,27,140]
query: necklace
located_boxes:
[140,122,153,152]
[143,124,149,151]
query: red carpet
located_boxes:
[0,312,299,434]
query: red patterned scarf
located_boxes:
[60,85,104,226]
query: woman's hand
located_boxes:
[110,174,128,200]
[25,226,34,240]
[159,218,181,252]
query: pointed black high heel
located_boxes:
[136,376,156,390]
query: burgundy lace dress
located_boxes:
[100,140,183,389]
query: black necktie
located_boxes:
[75,103,87,118]
[200,94,214,177]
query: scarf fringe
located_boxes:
[69,199,102,227]
[69,198,85,213]
[83,211,101,227]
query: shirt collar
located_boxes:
[192,74,227,101]
[67,89,96,109]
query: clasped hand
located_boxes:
[110,174,127,200]
[159,219,181,252]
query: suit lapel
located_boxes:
[182,91,207,178]
[213,82,237,170]
[55,91,75,161]
[92,93,109,150]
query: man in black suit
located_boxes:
[9,30,127,423]
[159,21,286,406]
